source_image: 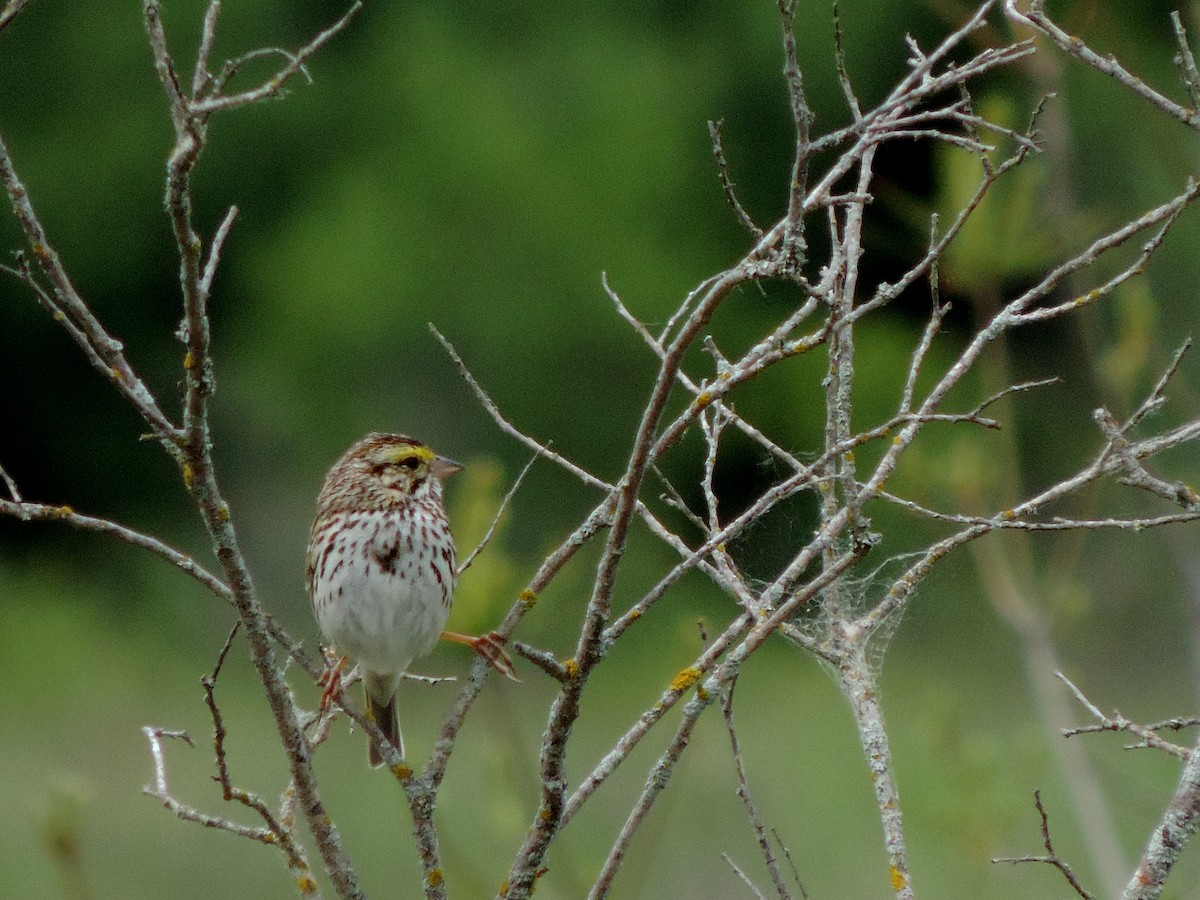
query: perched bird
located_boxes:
[307,432,513,766]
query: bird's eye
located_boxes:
[398,457,421,471]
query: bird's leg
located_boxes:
[442,630,520,681]
[318,651,349,711]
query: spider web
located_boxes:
[777,548,931,678]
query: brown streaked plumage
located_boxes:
[307,433,461,766]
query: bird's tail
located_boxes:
[365,688,403,768]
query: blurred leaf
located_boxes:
[449,455,522,632]
[1098,281,1159,406]
[934,94,1062,290]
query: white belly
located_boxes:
[311,510,454,678]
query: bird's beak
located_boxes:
[432,456,463,478]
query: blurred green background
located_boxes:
[3,0,1200,897]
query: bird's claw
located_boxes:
[318,653,348,711]
[441,629,520,682]
[474,630,520,682]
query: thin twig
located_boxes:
[189,3,362,114]
[204,621,242,799]
[722,854,770,900]
[831,1,861,120]
[0,133,182,448]
[431,324,608,491]
[457,452,537,576]
[0,460,21,502]
[563,613,754,826]
[605,272,808,473]
[142,727,277,845]
[199,205,238,300]
[992,791,1095,900]
[1005,1,1200,129]
[511,642,570,683]
[772,830,809,900]
[192,0,221,96]
[199,623,321,894]
[708,119,762,238]
[1057,672,1193,759]
[777,0,812,271]
[1172,12,1200,112]
[585,550,864,898]
[898,253,947,415]
[0,499,230,596]
[1125,338,1192,433]
[723,677,794,899]
[0,0,34,33]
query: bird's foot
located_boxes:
[441,630,520,682]
[318,652,349,711]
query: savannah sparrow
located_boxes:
[307,432,513,767]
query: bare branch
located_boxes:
[849,133,1036,323]
[898,257,947,416]
[1124,743,1200,899]
[1053,673,1200,899]
[589,687,708,899]
[10,2,1200,897]
[142,2,369,893]
[189,3,363,114]
[1124,338,1192,433]
[773,831,809,900]
[840,655,912,898]
[511,642,571,684]
[210,48,311,100]
[1005,1,1200,129]
[854,178,1200,541]
[563,614,754,827]
[993,791,1095,900]
[605,272,808,473]
[585,549,864,897]
[1142,717,1200,733]
[0,498,229,596]
[1058,672,1193,759]
[196,624,321,894]
[427,504,613,788]
[204,622,242,799]
[876,493,1200,533]
[1012,184,1199,326]
[1095,409,1200,508]
[434,316,764,622]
